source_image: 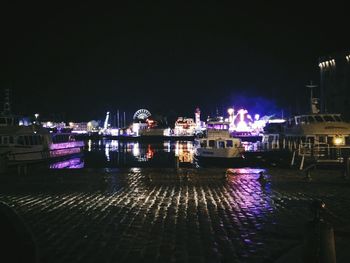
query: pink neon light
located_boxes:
[49,141,84,150]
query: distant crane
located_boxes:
[104,111,110,130]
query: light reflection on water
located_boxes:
[87,139,194,168]
[49,140,264,169]
[49,158,84,169]
[50,140,194,169]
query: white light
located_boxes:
[333,136,344,146]
[133,143,140,157]
[88,140,92,152]
[268,119,286,124]
[132,123,140,136]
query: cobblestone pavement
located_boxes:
[1,167,350,263]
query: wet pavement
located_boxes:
[1,167,350,263]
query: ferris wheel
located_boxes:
[133,109,151,120]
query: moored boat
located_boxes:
[0,115,84,164]
[194,129,245,166]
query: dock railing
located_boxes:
[298,143,350,163]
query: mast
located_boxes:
[306,81,319,114]
[117,109,120,128]
[123,111,126,127]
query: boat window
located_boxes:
[0,118,6,124]
[307,116,315,123]
[208,140,215,147]
[38,136,43,144]
[300,117,307,124]
[314,116,323,122]
[323,115,335,122]
[307,137,314,144]
[3,137,8,144]
[346,136,350,145]
[334,115,342,122]
[218,141,225,148]
[226,140,233,147]
[24,136,29,145]
[318,136,325,143]
[327,136,333,145]
[18,136,24,145]
[200,140,207,147]
[0,136,2,144]
[9,136,14,144]
[29,136,34,145]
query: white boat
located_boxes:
[283,113,350,160]
[194,129,244,160]
[0,115,84,164]
[260,113,350,167]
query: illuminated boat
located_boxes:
[174,117,196,136]
[282,113,350,158]
[0,116,84,164]
[260,114,350,166]
[194,129,244,162]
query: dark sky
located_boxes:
[1,2,349,121]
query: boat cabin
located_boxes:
[199,138,241,149]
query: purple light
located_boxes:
[49,141,84,158]
[49,141,84,150]
[50,158,84,169]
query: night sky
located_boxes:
[1,2,349,122]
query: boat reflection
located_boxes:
[49,157,84,169]
[175,141,194,163]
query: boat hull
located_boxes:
[194,155,245,168]
[5,142,84,165]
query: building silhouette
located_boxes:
[319,51,350,120]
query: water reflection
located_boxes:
[50,157,84,169]
[88,139,92,152]
[175,141,194,163]
[130,142,155,161]
[50,140,265,169]
[82,140,193,168]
